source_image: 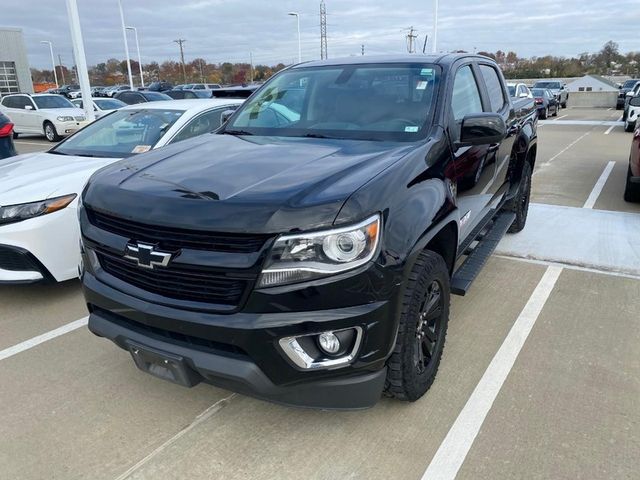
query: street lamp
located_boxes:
[117,0,134,89]
[288,12,301,63]
[40,41,59,87]
[431,0,439,54]
[125,26,144,88]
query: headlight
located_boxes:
[258,214,381,287]
[57,116,74,122]
[0,194,77,226]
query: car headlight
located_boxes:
[258,214,381,288]
[57,116,75,122]
[0,194,77,226]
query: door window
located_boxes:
[479,65,506,112]
[451,66,483,137]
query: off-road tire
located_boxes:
[385,250,450,401]
[44,121,60,142]
[624,166,640,202]
[505,161,532,233]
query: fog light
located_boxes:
[318,331,341,354]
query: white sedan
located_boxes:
[0,98,243,283]
[71,97,127,118]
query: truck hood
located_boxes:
[0,152,117,206]
[83,134,416,233]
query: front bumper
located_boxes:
[0,206,80,283]
[82,267,399,409]
[54,119,91,136]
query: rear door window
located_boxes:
[479,65,507,112]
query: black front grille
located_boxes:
[87,208,270,253]
[0,246,39,272]
[96,249,250,305]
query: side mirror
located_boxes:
[220,109,235,125]
[24,105,33,110]
[457,113,506,147]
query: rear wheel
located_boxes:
[505,161,532,233]
[540,107,548,120]
[385,250,449,402]
[44,122,60,142]
[561,97,568,108]
[624,166,640,202]
[552,105,558,117]
[12,131,18,139]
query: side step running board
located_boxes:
[451,212,516,296]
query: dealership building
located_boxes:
[0,27,33,96]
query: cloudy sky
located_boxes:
[3,0,639,69]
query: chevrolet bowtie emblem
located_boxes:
[124,242,173,269]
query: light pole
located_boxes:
[125,26,144,88]
[288,12,301,63]
[65,0,95,121]
[117,0,134,89]
[431,0,439,54]
[40,41,59,87]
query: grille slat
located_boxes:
[97,251,249,304]
[87,209,269,253]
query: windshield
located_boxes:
[534,82,560,89]
[507,86,516,96]
[622,80,639,88]
[33,95,75,109]
[224,63,440,141]
[51,108,184,158]
[94,99,126,110]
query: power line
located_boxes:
[173,38,187,82]
[320,1,328,60]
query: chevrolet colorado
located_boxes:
[80,54,537,409]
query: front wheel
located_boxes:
[44,122,60,142]
[505,161,532,233]
[385,250,450,402]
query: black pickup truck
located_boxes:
[79,54,537,409]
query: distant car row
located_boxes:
[507,82,561,119]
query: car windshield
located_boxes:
[144,92,172,101]
[33,95,75,109]
[224,63,440,141]
[95,99,126,110]
[622,80,639,88]
[534,82,560,89]
[531,89,546,97]
[51,108,184,158]
[507,86,516,96]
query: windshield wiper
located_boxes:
[222,129,254,136]
[48,150,69,156]
[298,133,332,139]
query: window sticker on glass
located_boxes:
[416,81,428,90]
[420,68,435,77]
[132,145,152,153]
[404,126,419,133]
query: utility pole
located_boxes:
[174,39,187,83]
[40,41,59,87]
[361,44,365,56]
[249,52,254,83]
[320,0,328,60]
[431,0,439,54]
[65,0,95,120]
[199,59,204,83]
[58,54,66,84]
[406,27,418,54]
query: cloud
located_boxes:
[2,0,638,69]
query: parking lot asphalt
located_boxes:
[2,107,639,480]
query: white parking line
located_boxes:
[554,114,568,120]
[583,161,615,209]
[0,316,88,361]
[114,393,235,480]
[604,124,617,135]
[421,266,562,480]
[534,130,590,176]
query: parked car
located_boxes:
[507,82,532,99]
[622,81,640,121]
[624,95,640,133]
[624,121,640,202]
[52,84,80,98]
[67,89,84,99]
[0,112,17,159]
[114,90,173,104]
[71,97,127,118]
[105,85,131,97]
[173,84,194,91]
[79,54,537,409]
[617,78,640,110]
[147,81,174,92]
[531,88,559,119]
[165,90,202,100]
[0,98,243,284]
[532,80,568,108]
[91,86,108,97]
[190,83,222,90]
[0,93,89,142]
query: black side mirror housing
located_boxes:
[457,113,506,147]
